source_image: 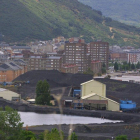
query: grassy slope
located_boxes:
[79,0,140,27]
[0,0,140,47]
[0,0,54,41]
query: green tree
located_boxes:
[35,80,51,105]
[105,75,111,79]
[114,62,118,71]
[128,61,131,70]
[136,62,140,69]
[83,68,94,76]
[131,63,135,70]
[131,138,140,140]
[69,132,78,140]
[36,80,43,97]
[101,67,106,74]
[115,135,128,140]
[0,106,23,140]
[38,133,44,140]
[21,130,36,140]
[43,129,64,140]
[102,63,106,68]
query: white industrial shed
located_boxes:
[80,80,120,111]
[0,88,20,101]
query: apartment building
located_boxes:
[128,52,140,64]
[27,55,62,71]
[61,64,78,74]
[11,46,31,51]
[46,56,62,71]
[90,41,109,68]
[91,60,102,74]
[64,43,90,72]
[27,55,46,70]
[110,52,128,61]
[69,37,85,43]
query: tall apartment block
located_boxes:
[90,41,109,68]
[64,43,90,72]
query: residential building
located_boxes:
[11,46,31,51]
[46,56,62,71]
[86,54,91,71]
[87,43,90,53]
[110,52,128,61]
[27,55,62,71]
[53,36,65,43]
[27,55,46,71]
[39,42,53,53]
[69,37,85,43]
[11,54,24,60]
[22,50,34,58]
[0,43,10,50]
[0,51,9,64]
[46,52,63,57]
[0,62,26,82]
[61,64,78,74]
[90,41,109,68]
[128,52,140,64]
[91,60,102,74]
[64,43,90,72]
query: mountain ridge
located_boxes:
[79,0,140,27]
[0,0,140,47]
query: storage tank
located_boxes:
[120,100,136,110]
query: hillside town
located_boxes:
[1,0,140,139]
[1,37,140,139]
[0,36,140,83]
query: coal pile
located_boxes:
[14,70,93,88]
[13,70,93,98]
[95,78,140,106]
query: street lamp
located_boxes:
[112,137,114,140]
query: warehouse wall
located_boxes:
[81,80,106,97]
[85,94,120,111]
[0,90,20,101]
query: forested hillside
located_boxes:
[79,0,140,27]
[0,0,140,47]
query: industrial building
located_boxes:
[80,80,120,111]
[0,88,20,101]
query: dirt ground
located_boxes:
[27,123,140,140]
[13,70,93,99]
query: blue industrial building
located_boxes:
[73,89,81,97]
